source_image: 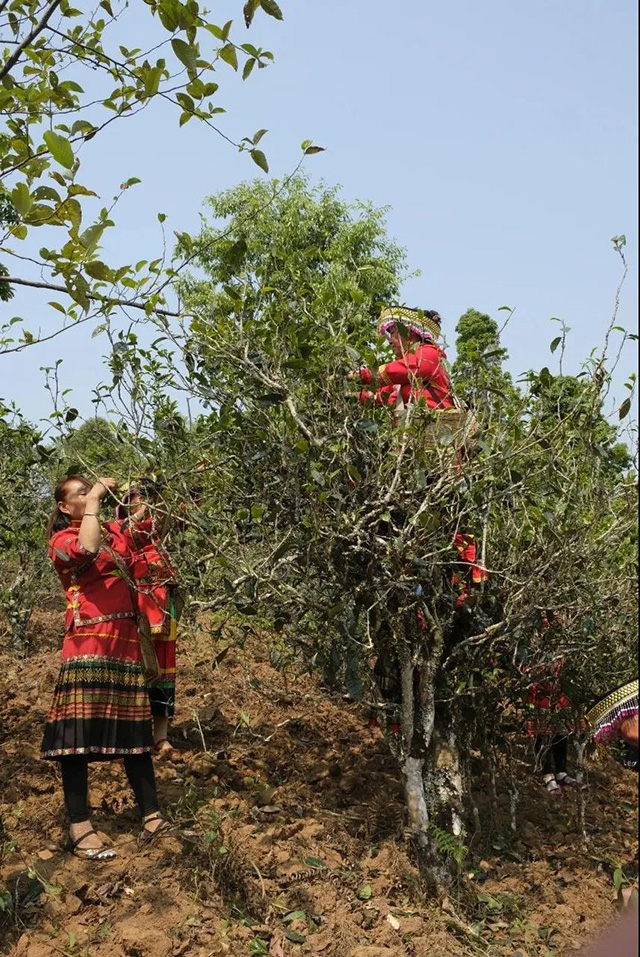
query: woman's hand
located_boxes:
[90,477,118,501]
[131,501,147,520]
[79,478,117,553]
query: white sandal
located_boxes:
[543,775,562,797]
[555,772,577,787]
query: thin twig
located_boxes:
[2,275,181,317]
[0,0,62,80]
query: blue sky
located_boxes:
[3,0,638,428]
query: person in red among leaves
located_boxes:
[452,531,489,610]
[41,475,170,861]
[350,307,488,732]
[522,612,576,797]
[350,306,455,414]
[349,306,488,603]
[116,478,182,760]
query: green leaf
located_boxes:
[79,224,105,253]
[538,367,553,387]
[242,57,255,80]
[283,911,306,923]
[84,261,111,281]
[303,857,326,870]
[250,149,268,173]
[304,145,325,155]
[243,0,260,27]
[357,883,372,900]
[260,0,284,20]
[550,336,562,354]
[619,397,631,419]
[43,130,75,169]
[48,302,67,315]
[219,44,238,70]
[11,182,31,216]
[143,64,163,96]
[613,866,625,892]
[171,38,197,71]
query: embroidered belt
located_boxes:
[76,611,137,627]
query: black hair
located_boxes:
[46,475,91,538]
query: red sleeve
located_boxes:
[359,367,372,385]
[378,355,416,387]
[49,529,97,569]
[380,345,444,387]
[120,515,154,550]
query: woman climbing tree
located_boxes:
[351,306,454,414]
[349,307,487,721]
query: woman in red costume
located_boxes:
[117,480,180,758]
[351,307,487,729]
[41,476,168,860]
[353,306,455,413]
[351,306,487,597]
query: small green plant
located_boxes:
[0,886,13,915]
[428,822,468,869]
[612,864,636,909]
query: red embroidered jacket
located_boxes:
[358,342,454,409]
[120,515,176,633]
[49,521,140,662]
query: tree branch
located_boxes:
[1,275,181,317]
[0,0,62,81]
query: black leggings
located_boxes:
[534,734,568,776]
[60,754,159,824]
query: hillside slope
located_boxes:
[1,613,637,957]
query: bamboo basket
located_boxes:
[422,405,479,451]
[396,397,479,452]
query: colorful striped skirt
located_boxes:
[41,652,153,760]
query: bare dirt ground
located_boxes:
[1,611,637,957]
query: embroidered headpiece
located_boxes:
[378,306,442,343]
[586,680,638,744]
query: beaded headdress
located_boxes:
[586,680,638,744]
[378,306,442,343]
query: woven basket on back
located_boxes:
[422,405,479,452]
[394,396,479,452]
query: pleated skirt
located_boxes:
[41,651,153,760]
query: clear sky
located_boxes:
[3,0,638,428]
